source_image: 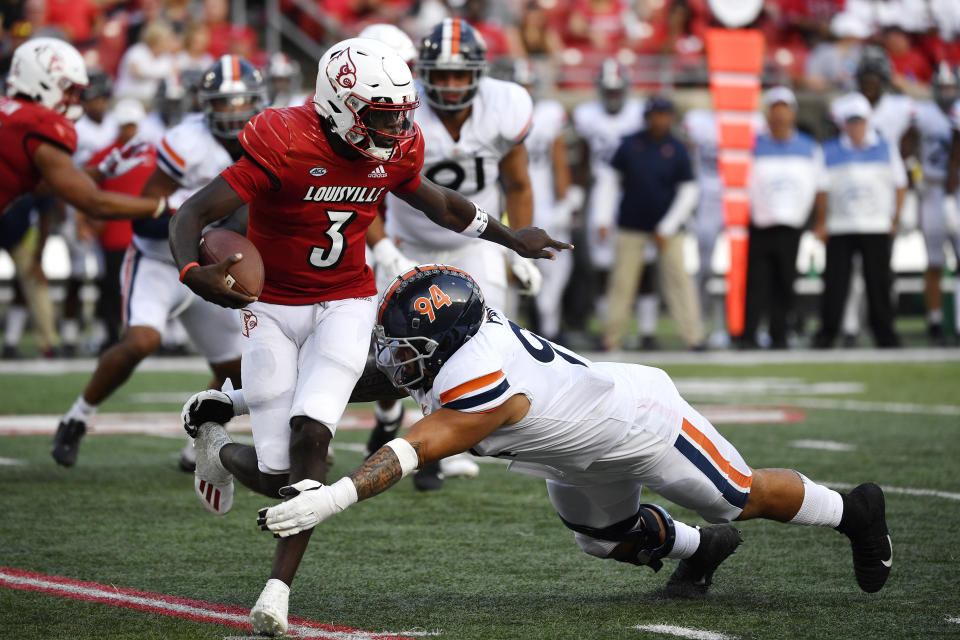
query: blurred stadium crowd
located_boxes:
[1,0,959,358]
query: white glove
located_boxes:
[945,196,960,236]
[97,139,153,178]
[510,254,543,296]
[553,185,585,233]
[372,238,417,278]
[257,478,358,538]
[181,389,234,437]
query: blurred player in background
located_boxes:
[172,38,567,636]
[571,59,655,347]
[264,52,310,107]
[915,63,960,344]
[366,19,540,490]
[508,56,582,344]
[52,55,265,470]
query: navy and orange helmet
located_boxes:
[416,18,487,112]
[199,55,266,140]
[374,265,485,390]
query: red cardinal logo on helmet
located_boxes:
[328,48,357,89]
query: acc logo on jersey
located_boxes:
[413,285,451,323]
[328,48,357,89]
[309,166,328,177]
[241,310,258,337]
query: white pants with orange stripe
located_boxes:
[535,375,752,556]
[240,297,376,474]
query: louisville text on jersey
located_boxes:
[301,185,387,203]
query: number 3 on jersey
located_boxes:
[308,209,357,269]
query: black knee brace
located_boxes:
[559,503,677,571]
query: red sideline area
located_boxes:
[0,567,411,640]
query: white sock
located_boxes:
[263,578,289,596]
[666,521,701,560]
[638,294,659,336]
[375,401,403,424]
[66,395,98,423]
[4,306,27,346]
[788,473,844,527]
[927,308,943,325]
[61,318,80,345]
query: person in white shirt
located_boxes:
[743,87,825,349]
[813,93,906,348]
[114,20,178,102]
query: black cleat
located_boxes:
[365,406,404,458]
[51,418,87,467]
[665,524,742,597]
[838,482,892,593]
[413,460,444,492]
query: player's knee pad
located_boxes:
[559,503,676,572]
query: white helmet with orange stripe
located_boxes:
[416,18,488,112]
[313,38,419,163]
[198,55,266,140]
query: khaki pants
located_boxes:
[8,227,59,350]
[604,230,703,349]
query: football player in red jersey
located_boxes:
[0,38,167,221]
[170,37,570,636]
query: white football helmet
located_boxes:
[358,24,417,66]
[313,38,419,162]
[6,37,88,120]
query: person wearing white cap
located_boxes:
[812,92,907,348]
[742,87,825,349]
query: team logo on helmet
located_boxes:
[329,48,357,89]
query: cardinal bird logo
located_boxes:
[329,48,357,89]
[241,310,258,337]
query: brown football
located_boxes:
[198,228,265,298]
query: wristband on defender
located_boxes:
[179,262,199,282]
[385,438,420,478]
[153,196,167,218]
[461,203,489,238]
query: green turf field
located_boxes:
[1,358,959,639]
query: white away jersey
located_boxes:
[135,113,233,262]
[410,309,637,471]
[73,113,118,168]
[526,99,567,230]
[384,77,533,250]
[870,93,915,146]
[572,98,644,171]
[914,100,954,182]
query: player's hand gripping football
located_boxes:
[182,254,258,309]
[257,479,355,538]
[510,226,573,260]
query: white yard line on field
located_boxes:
[823,482,960,502]
[790,440,857,452]
[632,624,738,639]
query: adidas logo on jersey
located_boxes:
[368,164,388,178]
[302,185,387,203]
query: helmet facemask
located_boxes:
[203,91,264,140]
[343,93,419,161]
[374,326,439,390]
[419,64,485,112]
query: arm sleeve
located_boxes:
[656,180,700,236]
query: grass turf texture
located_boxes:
[1,360,959,639]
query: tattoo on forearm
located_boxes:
[349,442,423,501]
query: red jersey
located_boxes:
[0,96,77,216]
[221,105,424,305]
[87,141,158,251]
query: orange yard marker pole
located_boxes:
[705,28,764,339]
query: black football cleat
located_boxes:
[51,418,87,467]
[838,482,892,593]
[365,406,404,458]
[665,524,742,597]
[413,460,444,492]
